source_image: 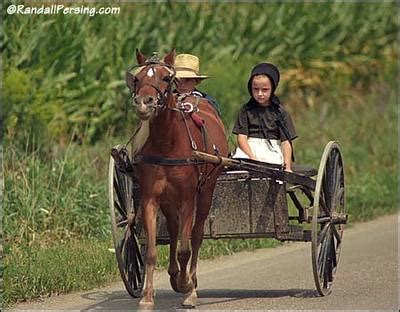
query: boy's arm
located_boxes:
[281,140,292,172]
[237,134,256,160]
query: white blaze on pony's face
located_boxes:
[146,67,155,78]
[125,49,176,121]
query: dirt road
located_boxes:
[11,214,398,311]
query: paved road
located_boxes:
[11,214,398,311]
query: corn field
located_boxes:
[3,1,398,144]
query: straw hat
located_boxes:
[174,54,209,79]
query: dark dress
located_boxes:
[232,100,297,142]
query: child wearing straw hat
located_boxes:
[174,53,221,115]
[232,62,297,172]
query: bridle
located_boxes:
[122,56,222,192]
[127,59,176,113]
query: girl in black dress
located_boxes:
[232,63,297,172]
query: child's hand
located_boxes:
[250,154,258,161]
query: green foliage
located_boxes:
[3,239,118,306]
[3,139,111,246]
[3,2,398,144]
[293,87,397,222]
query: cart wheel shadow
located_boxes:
[195,288,317,308]
[80,288,318,311]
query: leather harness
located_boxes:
[125,60,222,191]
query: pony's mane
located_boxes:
[131,121,149,156]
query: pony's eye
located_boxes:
[163,76,172,82]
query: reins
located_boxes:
[121,58,225,194]
[124,60,214,167]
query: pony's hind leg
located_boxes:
[139,198,158,306]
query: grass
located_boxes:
[2,239,118,307]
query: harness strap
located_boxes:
[134,154,206,166]
[178,109,198,150]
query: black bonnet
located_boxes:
[247,63,280,96]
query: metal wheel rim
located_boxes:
[312,141,345,296]
[108,145,145,298]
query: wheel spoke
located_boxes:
[330,233,338,270]
[114,176,127,213]
[333,187,344,213]
[323,229,333,286]
[116,219,128,228]
[114,200,127,219]
[331,224,342,245]
[333,159,341,192]
[331,149,339,176]
[322,174,331,211]
[116,168,130,202]
[134,235,145,267]
[118,224,129,252]
[325,234,335,283]
[318,226,330,279]
[319,188,330,216]
[125,238,137,289]
[117,236,126,256]
[317,223,330,245]
[133,240,143,285]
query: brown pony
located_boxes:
[125,49,228,307]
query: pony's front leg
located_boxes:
[176,197,198,308]
[189,186,214,289]
[177,199,195,295]
[139,198,158,306]
[162,204,180,292]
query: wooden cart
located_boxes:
[108,140,347,298]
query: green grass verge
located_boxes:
[2,237,280,308]
[2,239,118,307]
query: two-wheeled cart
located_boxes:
[108,140,347,298]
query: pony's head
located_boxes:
[126,49,176,120]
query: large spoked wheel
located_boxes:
[108,145,145,298]
[312,141,346,296]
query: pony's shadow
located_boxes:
[80,288,317,311]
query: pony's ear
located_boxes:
[136,49,147,65]
[163,48,176,66]
[126,71,136,90]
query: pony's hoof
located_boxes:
[169,274,180,293]
[182,289,197,308]
[177,280,194,294]
[139,290,155,307]
[138,298,154,307]
[177,273,194,293]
